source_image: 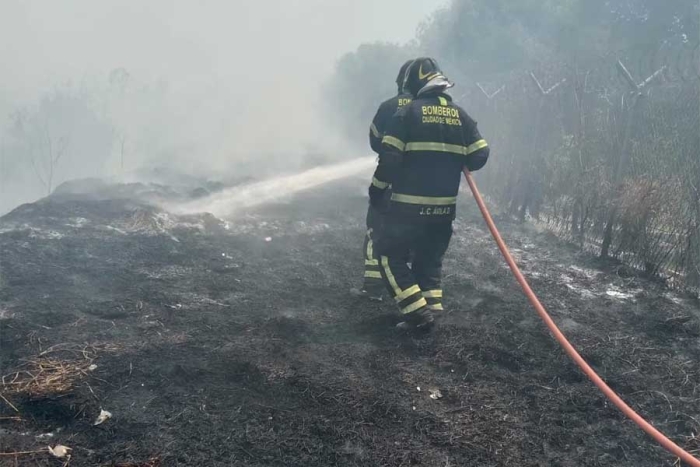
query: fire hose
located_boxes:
[463,168,700,466]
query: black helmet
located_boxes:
[404,57,453,97]
[396,59,415,92]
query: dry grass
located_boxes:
[2,357,93,397]
[0,449,45,457]
[1,343,119,401]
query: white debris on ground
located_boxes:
[94,409,112,426]
[48,444,72,458]
[565,283,597,299]
[569,265,601,279]
[0,308,12,320]
[605,286,642,301]
[663,292,684,305]
[65,217,90,228]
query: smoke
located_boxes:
[0,0,446,214]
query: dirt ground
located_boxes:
[1,176,699,466]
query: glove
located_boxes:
[368,184,387,209]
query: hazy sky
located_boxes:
[1,1,446,102]
[0,0,447,212]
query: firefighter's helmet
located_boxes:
[396,59,415,91]
[404,57,454,97]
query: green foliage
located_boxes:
[325,0,700,288]
[418,0,578,74]
[326,0,699,144]
[577,0,699,46]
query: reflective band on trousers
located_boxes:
[381,256,402,296]
[395,284,421,303]
[391,193,457,205]
[382,135,406,151]
[402,298,428,315]
[364,271,382,279]
[405,139,488,156]
[423,290,443,298]
[372,177,389,189]
[366,235,374,261]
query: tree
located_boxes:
[108,67,131,172]
[9,109,69,196]
[5,85,114,198]
[417,0,579,77]
[324,42,416,150]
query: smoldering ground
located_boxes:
[2,175,700,466]
[2,1,700,466]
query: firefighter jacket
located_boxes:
[369,92,489,222]
[369,93,413,154]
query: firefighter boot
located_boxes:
[396,308,435,331]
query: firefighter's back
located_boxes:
[386,94,486,222]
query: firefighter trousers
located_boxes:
[362,204,385,292]
[375,219,453,314]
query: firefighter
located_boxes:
[357,59,415,301]
[369,57,490,330]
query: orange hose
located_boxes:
[463,169,700,466]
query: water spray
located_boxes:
[171,157,375,217]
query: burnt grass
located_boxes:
[1,178,699,466]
